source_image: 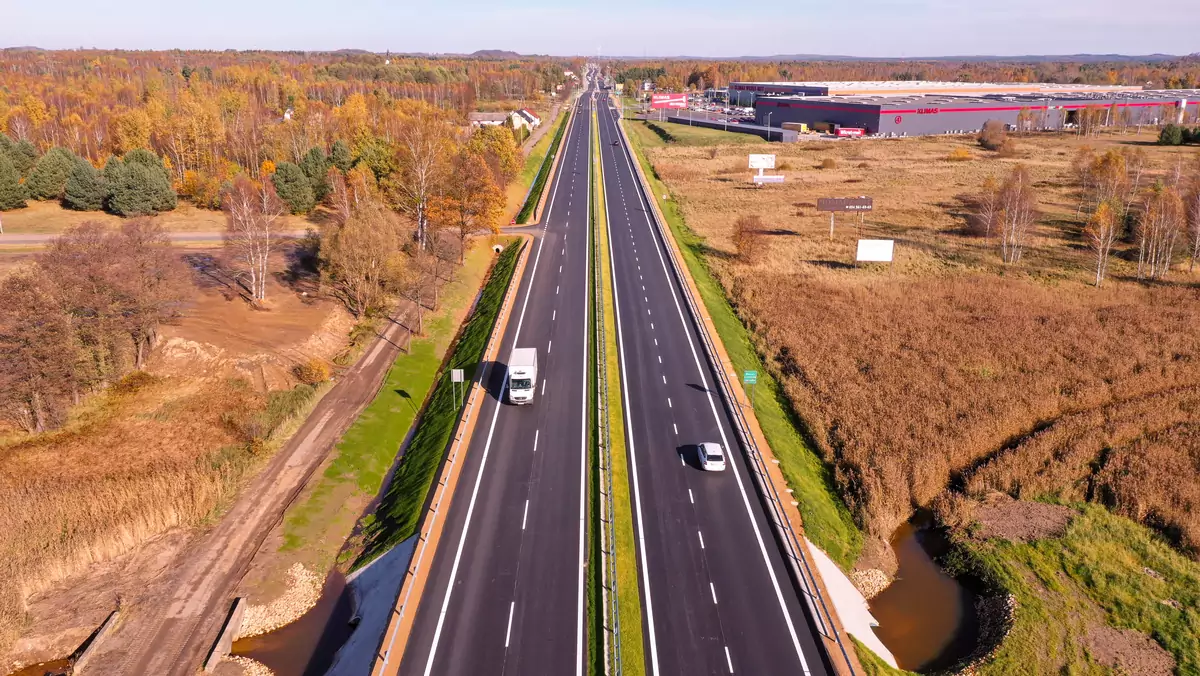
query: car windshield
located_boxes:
[510,378,532,391]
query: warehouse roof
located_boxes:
[730,80,1145,95]
[757,89,1200,110]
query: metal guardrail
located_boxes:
[593,106,624,676]
[613,111,858,675]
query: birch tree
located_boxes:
[1136,183,1185,280]
[997,166,1038,265]
[1187,186,1200,273]
[1084,200,1121,287]
[321,196,407,318]
[223,175,284,302]
[393,108,451,250]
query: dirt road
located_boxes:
[81,308,421,675]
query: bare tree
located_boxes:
[392,109,452,250]
[321,197,407,318]
[1136,184,1185,280]
[223,175,284,303]
[997,166,1038,265]
[0,269,77,433]
[975,176,1000,237]
[1188,186,1200,273]
[391,249,434,335]
[114,218,189,368]
[1084,199,1121,287]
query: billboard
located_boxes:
[817,197,874,212]
[748,154,776,169]
[752,175,785,184]
[651,93,687,109]
[856,240,895,262]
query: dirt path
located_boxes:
[80,305,423,675]
[0,230,309,247]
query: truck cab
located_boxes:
[507,348,538,405]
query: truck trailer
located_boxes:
[507,348,538,404]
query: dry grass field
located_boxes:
[0,249,350,663]
[631,121,1200,568]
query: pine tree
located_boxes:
[271,162,315,214]
[25,147,80,200]
[0,135,39,177]
[0,152,27,210]
[330,139,353,172]
[63,159,108,211]
[300,147,330,201]
[105,153,177,216]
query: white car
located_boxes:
[697,442,727,472]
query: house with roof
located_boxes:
[516,109,541,129]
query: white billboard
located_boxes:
[856,239,895,262]
[752,175,785,184]
[748,154,776,169]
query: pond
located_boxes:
[232,569,355,676]
[868,512,981,672]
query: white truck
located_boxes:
[507,348,538,405]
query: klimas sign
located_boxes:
[650,93,687,109]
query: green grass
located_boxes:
[279,245,495,563]
[625,119,763,149]
[598,111,647,675]
[968,504,1200,675]
[352,240,523,570]
[517,107,571,224]
[587,109,601,676]
[622,117,863,571]
[518,108,567,186]
[852,637,918,676]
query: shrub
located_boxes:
[0,152,26,211]
[856,161,870,169]
[997,139,1020,158]
[776,160,793,170]
[25,147,81,200]
[1158,124,1184,146]
[293,358,331,385]
[978,120,1008,150]
[272,161,316,214]
[947,147,972,162]
[732,214,766,262]
[62,160,108,211]
[819,158,837,169]
[180,170,222,209]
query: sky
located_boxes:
[3,0,1199,57]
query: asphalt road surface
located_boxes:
[597,93,833,676]
[397,77,597,676]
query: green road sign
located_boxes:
[743,370,757,385]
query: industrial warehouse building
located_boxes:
[753,89,1200,137]
[727,80,1144,106]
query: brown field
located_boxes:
[637,124,1200,567]
[0,201,322,236]
[0,248,350,662]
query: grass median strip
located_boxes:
[517,107,571,224]
[350,240,522,570]
[599,109,647,675]
[621,117,863,571]
[276,244,493,575]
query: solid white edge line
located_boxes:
[613,109,811,674]
[422,92,576,676]
[726,646,734,673]
[522,499,530,530]
[602,105,661,676]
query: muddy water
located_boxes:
[232,569,355,676]
[869,514,980,672]
[4,659,70,676]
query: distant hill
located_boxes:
[697,53,1186,63]
[470,49,523,59]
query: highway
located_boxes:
[596,92,834,675]
[397,75,597,676]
